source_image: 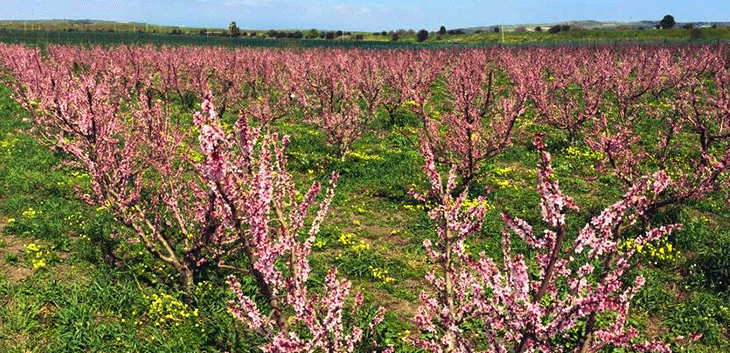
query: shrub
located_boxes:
[305,29,319,39]
[416,29,428,42]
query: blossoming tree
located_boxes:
[410,135,676,353]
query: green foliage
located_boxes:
[305,29,319,39]
[228,21,241,37]
[416,29,429,42]
[4,253,18,264]
[661,15,676,29]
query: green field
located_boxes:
[1,23,730,48]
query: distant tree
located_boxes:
[683,23,694,29]
[381,30,387,36]
[325,31,335,39]
[228,21,241,37]
[292,31,303,39]
[439,25,446,35]
[391,32,399,41]
[354,34,364,41]
[305,29,319,39]
[548,25,562,33]
[416,29,429,42]
[336,30,343,37]
[534,26,542,32]
[199,28,207,36]
[493,26,500,33]
[561,24,570,32]
[660,15,675,29]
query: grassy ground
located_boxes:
[1,71,730,352]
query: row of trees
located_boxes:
[228,21,361,40]
[4,43,728,228]
[225,22,492,42]
[2,42,729,352]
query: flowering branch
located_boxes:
[411,135,677,353]
[190,91,389,351]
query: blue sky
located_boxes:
[0,0,727,32]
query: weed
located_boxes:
[4,253,18,264]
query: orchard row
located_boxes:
[1,43,729,352]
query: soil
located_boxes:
[0,220,34,283]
